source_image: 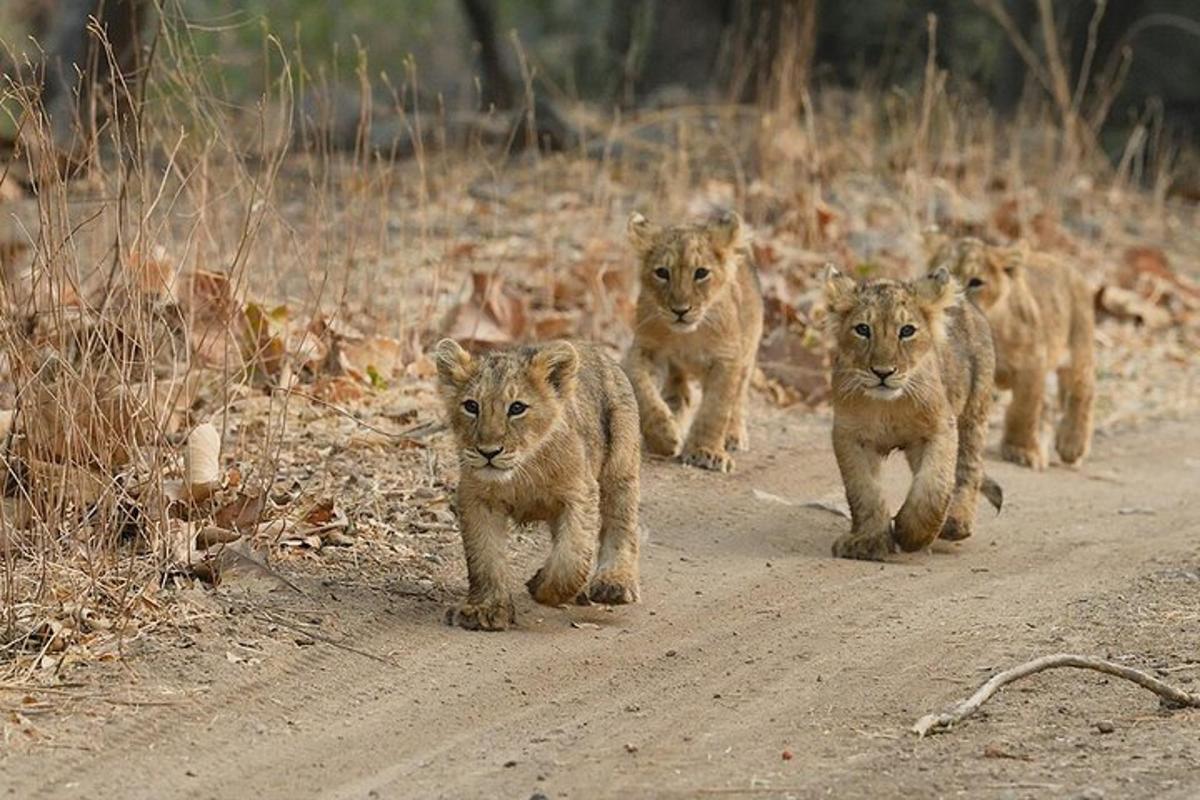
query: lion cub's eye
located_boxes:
[853,323,871,338]
[462,399,480,416]
[899,324,917,339]
[507,401,528,417]
[693,267,711,281]
[967,277,985,288]
[653,267,670,281]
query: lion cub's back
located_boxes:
[1023,254,1092,357]
[570,342,641,472]
[941,300,995,413]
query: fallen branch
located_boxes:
[913,654,1200,737]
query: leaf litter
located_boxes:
[1,102,1198,745]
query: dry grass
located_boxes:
[0,7,1197,685]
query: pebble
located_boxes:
[1096,720,1116,734]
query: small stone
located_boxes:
[782,749,794,761]
[503,760,518,768]
[665,649,677,657]
[1096,720,1115,734]
[624,742,639,753]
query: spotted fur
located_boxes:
[435,339,642,630]
[623,211,764,473]
[824,266,997,560]
[929,236,1095,469]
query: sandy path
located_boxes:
[7,408,1200,800]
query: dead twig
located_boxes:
[257,611,399,668]
[913,654,1200,737]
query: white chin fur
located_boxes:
[864,385,903,401]
[473,465,515,482]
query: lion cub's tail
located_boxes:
[980,474,1004,513]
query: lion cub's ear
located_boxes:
[822,263,858,315]
[705,210,743,253]
[434,338,473,391]
[530,341,580,396]
[627,212,660,255]
[912,266,958,313]
[991,242,1028,277]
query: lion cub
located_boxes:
[624,211,764,473]
[824,267,997,561]
[435,338,642,631]
[930,237,1095,468]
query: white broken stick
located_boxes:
[913,653,1200,737]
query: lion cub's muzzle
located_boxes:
[864,366,905,399]
[461,445,520,478]
[664,304,703,331]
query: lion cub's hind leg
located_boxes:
[724,365,752,453]
[1000,366,1048,470]
[587,398,642,605]
[1054,308,1095,466]
[939,404,990,542]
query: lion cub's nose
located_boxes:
[871,367,896,380]
[477,446,503,460]
[671,306,691,318]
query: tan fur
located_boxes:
[930,237,1095,468]
[824,267,996,560]
[623,211,764,473]
[435,339,642,631]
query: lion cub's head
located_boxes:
[823,266,957,402]
[434,339,579,481]
[627,211,743,332]
[927,235,1024,311]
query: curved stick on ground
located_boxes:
[913,653,1200,737]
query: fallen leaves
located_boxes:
[441,271,529,348]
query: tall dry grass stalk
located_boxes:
[0,3,307,671]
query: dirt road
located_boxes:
[5,407,1200,800]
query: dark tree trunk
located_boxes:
[459,0,514,111]
[32,0,151,157]
[458,0,578,150]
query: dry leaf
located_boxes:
[441,272,529,348]
[180,269,249,370]
[195,525,240,549]
[214,492,266,534]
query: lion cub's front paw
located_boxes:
[526,566,588,608]
[681,443,733,473]
[445,598,515,631]
[938,516,972,542]
[588,570,640,605]
[1001,441,1046,470]
[725,424,749,453]
[832,530,892,561]
[1054,426,1089,466]
[643,417,682,457]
